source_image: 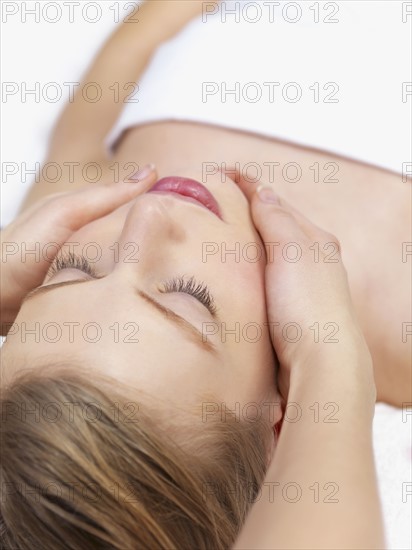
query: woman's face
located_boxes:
[2,169,282,429]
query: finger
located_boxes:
[236,168,339,244]
[231,170,259,202]
[234,170,317,222]
[251,186,342,263]
[1,165,158,300]
[232,171,308,220]
[27,164,158,238]
[13,164,157,227]
[250,185,311,246]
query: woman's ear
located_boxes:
[266,428,277,467]
[276,398,286,436]
[275,416,284,439]
[267,404,285,467]
[267,421,282,467]
[266,406,285,468]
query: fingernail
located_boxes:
[126,163,155,182]
[256,184,280,204]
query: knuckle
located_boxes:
[320,230,341,250]
[269,207,295,220]
[42,193,73,218]
[329,235,342,253]
[38,192,70,210]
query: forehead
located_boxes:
[2,279,223,393]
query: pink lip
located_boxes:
[147,177,222,219]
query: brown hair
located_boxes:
[1,365,272,549]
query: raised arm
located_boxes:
[233,182,385,549]
[48,1,211,160]
[18,1,215,212]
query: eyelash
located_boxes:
[48,253,217,315]
[48,252,97,278]
[159,276,217,316]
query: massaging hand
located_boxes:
[0,166,157,334]
[236,180,372,401]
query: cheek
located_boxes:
[223,338,277,408]
[60,219,121,273]
[223,273,272,359]
[235,259,267,309]
[202,238,266,281]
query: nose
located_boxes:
[114,192,188,274]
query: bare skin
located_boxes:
[21,120,412,407]
[2,1,403,547]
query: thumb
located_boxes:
[232,171,314,244]
[250,185,309,247]
[21,163,158,238]
[1,164,157,298]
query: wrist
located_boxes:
[137,1,201,47]
[289,345,377,414]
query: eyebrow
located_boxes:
[22,279,218,354]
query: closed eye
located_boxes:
[48,251,97,278]
[158,276,217,316]
[47,252,218,316]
